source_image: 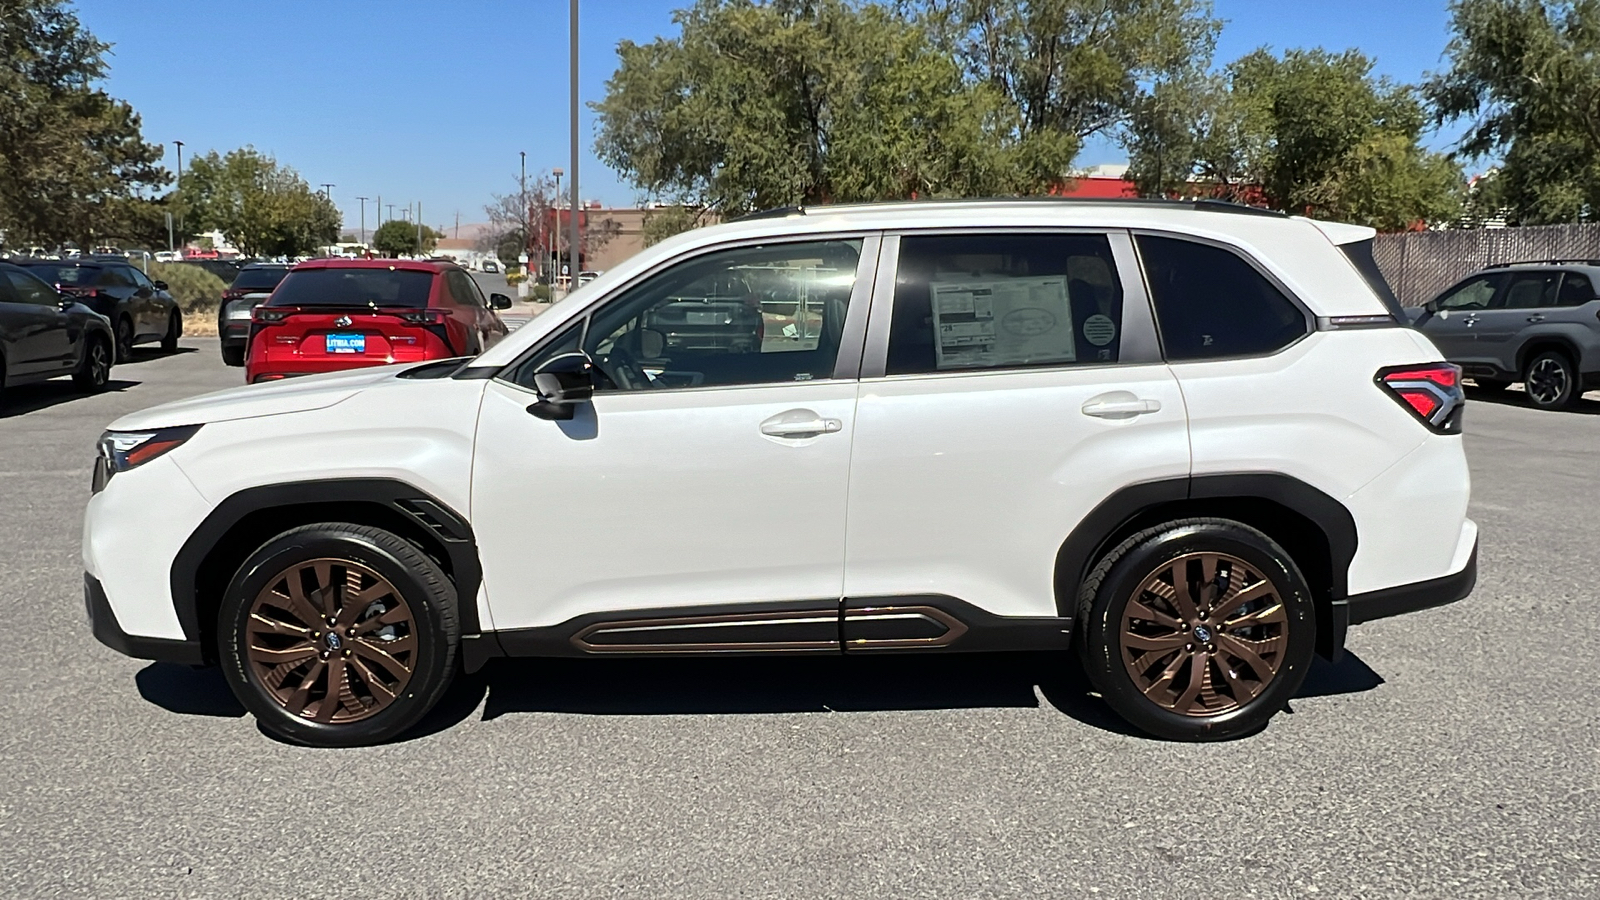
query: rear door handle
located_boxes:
[760,409,842,438]
[1082,392,1162,420]
[1526,314,1545,323]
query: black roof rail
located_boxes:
[1485,258,1600,269]
[731,197,1287,221]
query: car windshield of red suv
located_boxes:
[268,268,432,308]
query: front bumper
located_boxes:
[85,573,205,665]
[1347,539,1478,625]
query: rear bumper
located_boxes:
[85,573,205,666]
[1347,539,1478,625]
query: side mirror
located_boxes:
[152,280,169,291]
[1423,299,1439,313]
[489,292,513,310]
[639,327,665,360]
[527,352,596,420]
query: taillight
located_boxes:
[253,307,289,324]
[398,309,447,325]
[1376,363,1464,433]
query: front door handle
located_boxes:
[760,408,843,438]
[1527,314,1546,323]
[1464,315,1479,326]
[1082,392,1163,420]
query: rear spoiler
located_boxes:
[1309,220,1407,320]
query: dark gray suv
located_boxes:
[1408,260,1600,409]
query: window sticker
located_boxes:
[930,276,1077,369]
[1082,313,1117,347]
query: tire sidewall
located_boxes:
[1081,523,1317,741]
[218,527,455,747]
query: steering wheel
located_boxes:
[597,345,653,391]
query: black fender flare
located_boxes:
[169,478,485,656]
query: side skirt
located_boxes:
[480,595,1073,671]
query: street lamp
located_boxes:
[355,196,368,245]
[173,139,185,241]
[553,168,564,288]
[568,0,580,277]
[320,183,335,201]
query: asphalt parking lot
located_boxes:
[1,343,1597,898]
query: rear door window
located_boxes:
[1136,235,1308,361]
[886,233,1124,375]
[1501,272,1559,309]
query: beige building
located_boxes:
[583,207,649,273]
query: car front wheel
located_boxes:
[1076,518,1316,741]
[218,523,459,747]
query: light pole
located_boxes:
[355,196,368,245]
[553,168,563,289]
[519,151,527,272]
[568,0,580,277]
[320,183,335,200]
[173,139,185,241]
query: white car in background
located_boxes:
[83,199,1476,747]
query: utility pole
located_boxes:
[519,150,527,271]
[553,168,563,288]
[387,203,395,222]
[416,202,423,255]
[355,196,368,244]
[568,0,580,278]
[320,183,335,200]
[454,210,460,239]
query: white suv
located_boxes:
[82,200,1477,746]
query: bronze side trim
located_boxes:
[842,605,969,650]
[570,608,841,654]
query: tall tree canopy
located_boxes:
[0,0,168,246]
[182,149,341,258]
[595,0,1078,218]
[1426,0,1600,223]
[1126,49,1462,229]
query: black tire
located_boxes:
[218,523,459,747]
[1471,378,1510,393]
[72,333,112,390]
[1075,518,1316,741]
[1523,350,1579,409]
[160,309,181,353]
[115,316,134,360]
[221,344,245,367]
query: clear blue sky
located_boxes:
[74,0,1460,235]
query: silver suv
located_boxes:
[1408,260,1600,409]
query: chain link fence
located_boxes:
[1373,224,1600,307]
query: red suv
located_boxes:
[245,259,513,383]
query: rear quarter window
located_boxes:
[1137,235,1308,361]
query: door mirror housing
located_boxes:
[152,280,169,292]
[489,292,513,310]
[527,352,596,420]
[1422,299,1439,313]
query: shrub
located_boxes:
[149,261,228,314]
[532,283,551,302]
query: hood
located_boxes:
[107,364,413,431]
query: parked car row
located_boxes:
[211,258,514,382]
[16,259,181,358]
[0,261,116,408]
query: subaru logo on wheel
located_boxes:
[1193,624,1213,643]
[334,315,352,327]
[325,632,343,650]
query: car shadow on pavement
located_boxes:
[117,347,197,366]
[136,663,245,717]
[1465,384,1600,415]
[0,378,139,418]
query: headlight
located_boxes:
[93,425,201,492]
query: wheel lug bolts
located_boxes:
[1185,643,1194,652]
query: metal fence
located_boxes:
[1374,224,1600,307]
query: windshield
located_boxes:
[268,268,433,308]
[232,268,290,291]
[24,264,98,286]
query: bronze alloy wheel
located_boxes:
[1120,551,1288,717]
[245,558,417,724]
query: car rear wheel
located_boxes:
[160,310,181,353]
[115,316,134,360]
[72,334,111,390]
[1524,350,1579,409]
[218,523,459,747]
[1075,519,1316,741]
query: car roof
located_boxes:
[289,258,451,273]
[17,258,108,267]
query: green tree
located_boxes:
[182,148,341,257]
[909,0,1222,141]
[0,1,169,246]
[1426,0,1600,223]
[595,0,1075,216]
[372,220,441,257]
[1126,48,1463,229]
